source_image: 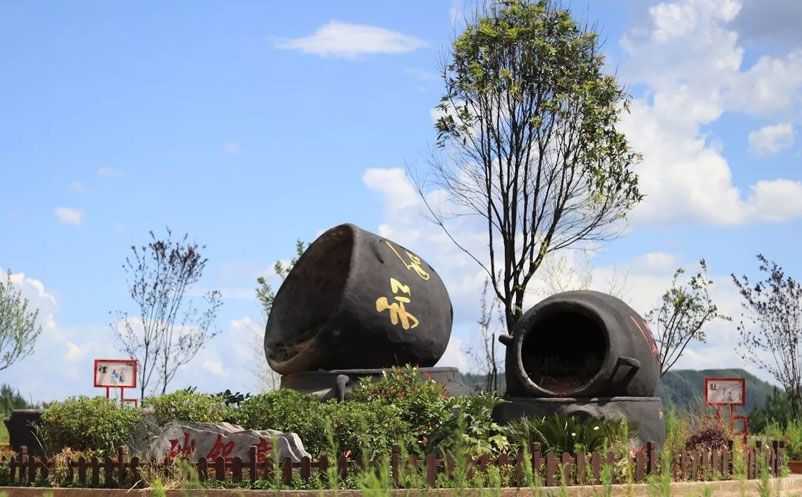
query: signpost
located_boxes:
[704,377,747,440]
[94,359,138,406]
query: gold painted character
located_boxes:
[375,277,420,330]
[384,241,430,280]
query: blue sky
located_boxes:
[2,0,802,402]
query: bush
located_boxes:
[234,389,330,456]
[350,366,507,455]
[750,388,795,434]
[685,422,729,450]
[325,400,411,460]
[505,413,633,455]
[144,389,234,426]
[39,396,143,457]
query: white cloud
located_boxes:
[64,342,88,362]
[619,0,802,226]
[202,360,229,378]
[97,166,121,178]
[275,21,426,59]
[68,180,84,192]
[748,123,795,155]
[437,335,469,370]
[360,168,777,383]
[54,207,83,226]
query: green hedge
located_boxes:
[36,368,509,459]
[143,390,234,426]
[38,396,143,457]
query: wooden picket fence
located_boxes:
[0,440,785,489]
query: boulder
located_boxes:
[145,422,310,463]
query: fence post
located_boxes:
[591,452,601,485]
[425,453,437,487]
[198,457,208,482]
[130,456,141,485]
[90,455,100,487]
[646,442,657,475]
[319,455,329,483]
[232,456,243,482]
[77,456,87,485]
[214,456,225,481]
[282,457,293,485]
[66,456,74,484]
[390,446,400,487]
[26,450,36,485]
[18,446,28,486]
[117,447,127,485]
[248,446,257,482]
[772,441,780,477]
[545,452,557,487]
[337,453,348,480]
[635,451,646,483]
[301,456,311,482]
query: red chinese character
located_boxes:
[256,437,272,463]
[206,434,236,462]
[166,432,195,459]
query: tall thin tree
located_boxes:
[111,228,222,400]
[733,255,802,415]
[416,0,642,333]
[0,271,42,371]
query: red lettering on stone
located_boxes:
[166,432,195,459]
[206,434,236,462]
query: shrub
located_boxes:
[234,389,329,456]
[38,396,143,457]
[350,366,507,455]
[144,389,234,426]
[685,422,729,450]
[505,413,633,455]
[325,400,411,460]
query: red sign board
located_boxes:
[93,359,138,388]
[704,377,746,406]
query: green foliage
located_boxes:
[255,239,308,319]
[429,0,642,332]
[0,270,42,371]
[234,388,328,456]
[38,396,143,457]
[351,366,508,455]
[143,389,234,426]
[0,384,29,417]
[325,400,410,461]
[750,388,795,433]
[759,419,802,460]
[505,413,633,455]
[648,259,728,376]
[234,388,409,460]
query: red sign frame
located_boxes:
[93,359,138,388]
[704,377,746,407]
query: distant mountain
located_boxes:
[460,368,777,414]
[656,368,776,414]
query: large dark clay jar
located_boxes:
[503,290,660,398]
[265,224,453,375]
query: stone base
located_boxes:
[280,367,474,401]
[494,396,665,447]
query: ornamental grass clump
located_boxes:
[505,413,633,455]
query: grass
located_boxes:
[0,423,7,445]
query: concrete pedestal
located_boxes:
[494,396,665,447]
